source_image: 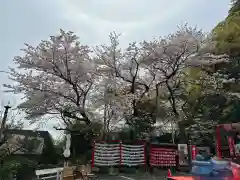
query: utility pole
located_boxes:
[0,105,11,142]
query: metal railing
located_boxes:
[36,167,63,180]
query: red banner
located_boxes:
[191,145,197,160]
[150,147,177,167]
[228,136,235,156]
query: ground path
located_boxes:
[36,168,174,180]
[44,174,168,180]
[98,173,167,180]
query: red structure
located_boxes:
[215,123,240,159]
[150,146,177,167]
[191,145,197,160]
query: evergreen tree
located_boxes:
[230,0,240,14]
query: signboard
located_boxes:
[178,144,188,166]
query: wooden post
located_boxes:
[216,125,222,157]
[0,105,11,142]
[187,139,192,171]
[119,140,122,171]
[91,141,95,169]
[144,141,147,172]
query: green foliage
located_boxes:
[15,157,37,179]
[229,0,240,14]
[184,66,240,142]
[70,121,102,163]
[40,136,59,165]
[208,2,240,130]
[125,112,155,140]
[213,11,240,56]
[53,137,66,161]
[0,157,37,180]
[183,1,240,144]
[212,2,240,89]
[0,160,20,180]
[184,68,204,101]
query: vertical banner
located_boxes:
[216,125,222,157]
[178,144,188,166]
[191,145,197,160]
[227,136,234,156]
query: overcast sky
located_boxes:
[0,0,230,137]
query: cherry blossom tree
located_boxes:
[95,32,154,116]
[88,78,124,139]
[3,26,231,142]
[139,26,230,142]
[132,26,205,141]
[4,30,96,128]
[95,32,157,139]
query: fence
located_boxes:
[36,167,63,180]
[92,141,198,169]
[92,140,146,168]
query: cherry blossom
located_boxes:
[3,27,230,135]
[4,30,96,125]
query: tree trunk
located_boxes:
[102,103,107,140]
[155,84,159,122]
[171,121,175,144]
[178,120,187,143]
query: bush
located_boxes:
[0,160,21,180]
[0,157,37,180]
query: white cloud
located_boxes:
[59,0,193,23]
[49,0,195,45]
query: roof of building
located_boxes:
[2,129,54,155]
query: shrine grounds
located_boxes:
[44,173,168,180]
[46,173,168,180]
[94,169,187,180]
[98,173,167,180]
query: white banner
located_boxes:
[94,149,120,153]
[95,156,120,160]
[94,162,119,166]
[93,142,145,167]
[121,144,145,166]
[122,144,144,148]
[94,143,120,166]
[95,143,119,147]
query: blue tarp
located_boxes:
[191,159,233,177]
